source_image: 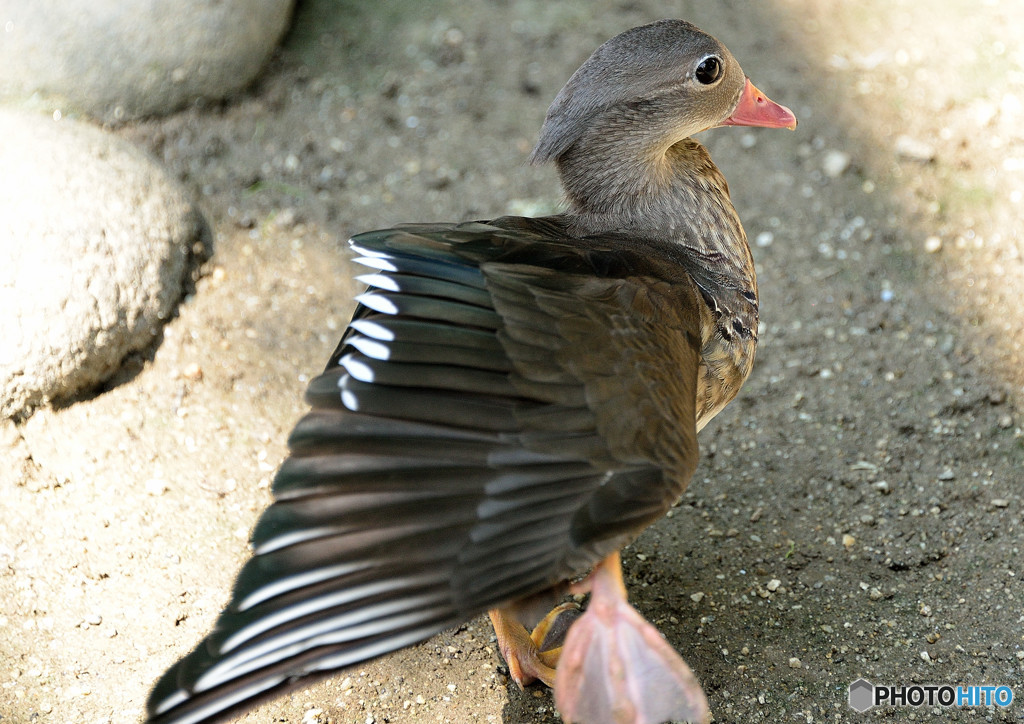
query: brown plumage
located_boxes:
[147,19,795,724]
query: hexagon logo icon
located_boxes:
[849,678,874,712]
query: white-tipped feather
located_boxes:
[339,352,376,383]
[347,334,392,361]
[350,318,396,341]
[355,292,399,315]
[237,561,372,610]
[355,272,400,291]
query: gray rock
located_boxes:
[0,0,294,122]
[0,110,208,419]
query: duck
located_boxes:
[146,19,796,724]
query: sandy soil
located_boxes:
[2,1,1022,723]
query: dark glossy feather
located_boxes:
[146,219,704,724]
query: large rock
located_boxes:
[0,110,208,419]
[0,0,294,122]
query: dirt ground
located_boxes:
[2,1,1022,722]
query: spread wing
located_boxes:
[147,219,705,724]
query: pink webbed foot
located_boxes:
[554,552,710,724]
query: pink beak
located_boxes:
[721,77,797,130]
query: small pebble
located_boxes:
[991,499,1009,508]
[924,236,942,253]
[788,657,802,668]
[821,149,851,178]
[938,469,955,481]
[273,207,299,229]
[997,414,1013,429]
[920,651,932,663]
[232,212,256,229]
[842,534,856,549]
[766,579,781,592]
[182,362,203,381]
[895,135,936,162]
[144,479,168,496]
[301,708,324,724]
[690,592,705,603]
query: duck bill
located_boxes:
[721,78,797,130]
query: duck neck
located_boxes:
[556,135,756,294]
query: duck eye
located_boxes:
[695,56,722,85]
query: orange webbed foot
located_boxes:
[489,601,581,687]
[554,552,710,724]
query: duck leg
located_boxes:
[554,551,710,724]
[488,601,581,687]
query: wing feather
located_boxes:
[147,219,705,723]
